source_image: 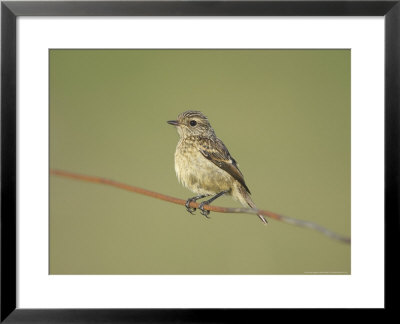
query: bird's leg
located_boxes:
[198,191,228,218]
[185,194,208,214]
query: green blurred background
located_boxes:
[49,49,350,274]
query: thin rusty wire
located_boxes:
[50,169,351,245]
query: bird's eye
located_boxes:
[189,120,197,126]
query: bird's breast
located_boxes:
[174,139,233,195]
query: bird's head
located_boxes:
[167,110,215,138]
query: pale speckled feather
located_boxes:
[198,137,251,194]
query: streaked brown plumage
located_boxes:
[167,110,267,224]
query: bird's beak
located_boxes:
[167,120,179,126]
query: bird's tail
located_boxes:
[238,187,268,224]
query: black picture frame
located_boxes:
[1,0,398,322]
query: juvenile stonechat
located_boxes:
[167,110,267,224]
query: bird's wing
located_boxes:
[199,138,251,194]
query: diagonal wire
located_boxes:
[50,169,351,245]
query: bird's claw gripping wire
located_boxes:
[185,199,196,214]
[185,195,208,215]
[198,202,211,218]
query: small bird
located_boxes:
[167,110,267,224]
